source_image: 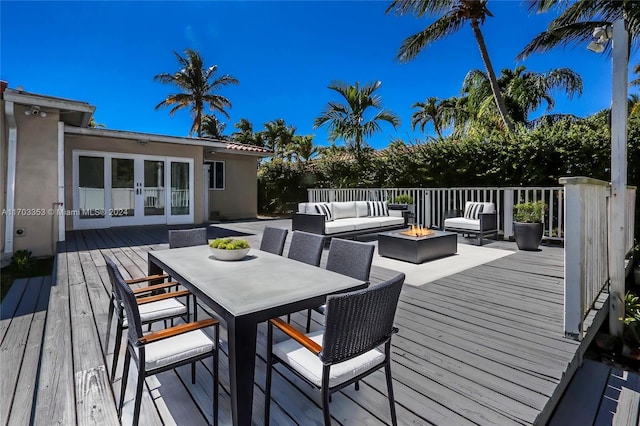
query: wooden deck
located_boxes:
[1,220,634,425]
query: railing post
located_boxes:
[561,178,586,339]
[503,189,514,240]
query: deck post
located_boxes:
[562,179,585,339]
[503,189,514,240]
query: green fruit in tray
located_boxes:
[209,238,250,250]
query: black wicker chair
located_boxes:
[109,255,220,426]
[306,238,375,332]
[260,227,288,255]
[265,273,405,426]
[168,227,208,248]
[287,230,325,267]
[104,255,190,382]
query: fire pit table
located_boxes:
[378,227,457,264]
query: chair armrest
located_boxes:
[479,212,497,231]
[132,282,181,295]
[136,289,190,305]
[126,274,169,285]
[137,318,218,345]
[270,318,322,355]
[292,213,326,235]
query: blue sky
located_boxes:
[2,1,638,149]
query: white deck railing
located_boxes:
[560,177,636,339]
[307,187,564,240]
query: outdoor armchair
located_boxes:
[110,254,220,426]
[265,273,405,426]
[306,238,375,332]
[104,255,191,382]
[286,230,325,323]
[260,226,288,255]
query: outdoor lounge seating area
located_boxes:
[4,220,636,426]
[293,201,406,238]
[443,201,498,246]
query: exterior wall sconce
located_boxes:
[24,105,47,118]
[587,26,612,53]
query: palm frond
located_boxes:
[517,21,607,60]
[386,0,455,17]
[396,11,465,62]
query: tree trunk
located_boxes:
[470,20,515,134]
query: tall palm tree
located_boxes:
[386,0,515,133]
[262,119,297,157]
[200,114,227,139]
[154,49,239,137]
[517,1,640,60]
[461,66,583,125]
[231,118,265,147]
[411,96,454,139]
[632,63,640,86]
[314,80,400,164]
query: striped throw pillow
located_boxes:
[367,201,389,217]
[314,203,333,221]
[463,202,484,220]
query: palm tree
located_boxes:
[632,63,640,87]
[517,1,640,60]
[461,66,583,125]
[154,49,239,137]
[231,118,265,147]
[314,80,400,164]
[411,96,454,139]
[201,114,227,139]
[287,135,319,162]
[386,0,515,133]
[262,119,297,157]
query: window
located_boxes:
[209,161,225,190]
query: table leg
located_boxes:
[227,317,257,426]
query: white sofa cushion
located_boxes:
[143,329,214,371]
[324,221,356,234]
[444,217,481,231]
[376,216,405,227]
[273,330,385,388]
[355,201,369,217]
[331,201,357,220]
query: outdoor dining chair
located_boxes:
[265,273,405,426]
[169,227,209,319]
[104,255,192,382]
[285,231,325,322]
[110,255,220,426]
[306,238,375,332]
[260,226,288,255]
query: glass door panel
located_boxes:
[78,156,105,219]
[144,160,165,216]
[111,158,135,217]
[170,161,190,216]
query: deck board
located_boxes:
[5,221,628,425]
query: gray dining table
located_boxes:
[148,244,365,426]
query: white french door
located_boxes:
[72,151,194,229]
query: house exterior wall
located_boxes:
[64,134,205,229]
[208,153,258,219]
[12,104,60,256]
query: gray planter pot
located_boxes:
[513,222,543,251]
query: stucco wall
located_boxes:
[64,134,205,229]
[208,153,259,219]
[12,104,60,256]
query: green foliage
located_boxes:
[393,194,414,204]
[622,292,640,326]
[11,249,32,271]
[513,201,546,223]
[209,238,250,250]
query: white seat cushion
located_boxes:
[444,217,481,231]
[123,298,187,327]
[324,221,356,234]
[376,216,405,227]
[273,330,385,388]
[328,217,379,231]
[143,329,214,371]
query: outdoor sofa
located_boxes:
[292,201,406,238]
[443,201,498,246]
